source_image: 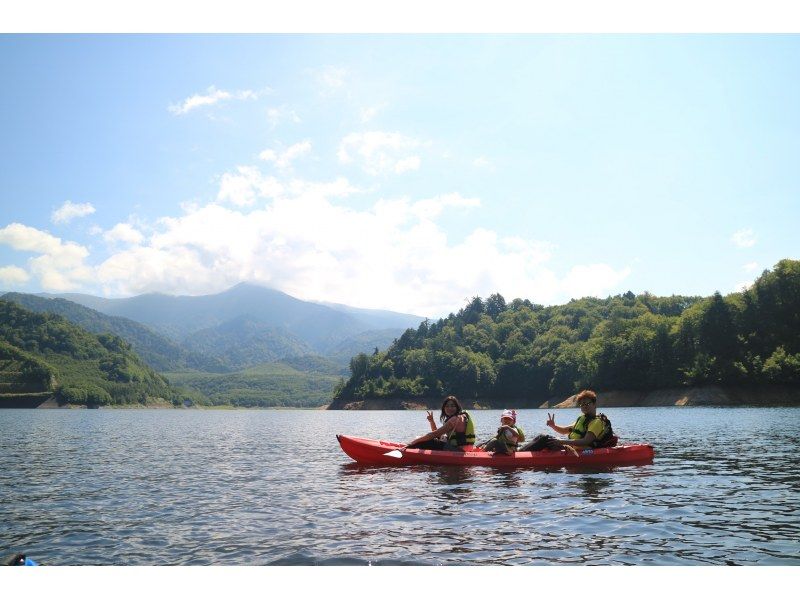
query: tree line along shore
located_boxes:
[329,259,800,410]
[2,259,798,409]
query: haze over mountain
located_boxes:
[43,283,425,352]
[1,292,227,372]
[1,284,426,407]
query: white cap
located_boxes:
[501,409,516,422]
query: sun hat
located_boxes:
[500,409,516,423]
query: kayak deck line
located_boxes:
[336,434,655,468]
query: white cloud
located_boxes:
[217,166,284,206]
[394,156,420,174]
[51,201,95,224]
[104,223,144,245]
[410,192,481,220]
[338,131,425,176]
[267,106,301,128]
[0,223,65,253]
[0,223,93,291]
[0,265,30,286]
[259,140,312,170]
[560,264,633,301]
[731,228,757,248]
[743,262,759,272]
[168,86,262,115]
[81,169,630,315]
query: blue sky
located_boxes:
[0,34,798,317]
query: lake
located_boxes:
[1,407,798,565]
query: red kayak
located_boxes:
[337,434,654,467]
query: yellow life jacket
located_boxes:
[568,414,593,439]
[446,411,476,446]
[495,424,525,452]
[568,413,615,447]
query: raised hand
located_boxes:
[426,410,435,425]
[546,413,556,429]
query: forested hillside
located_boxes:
[0,300,192,407]
[331,260,800,408]
[2,293,227,372]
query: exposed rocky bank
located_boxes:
[328,385,800,410]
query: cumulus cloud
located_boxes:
[338,131,425,176]
[259,140,312,170]
[560,264,633,301]
[217,166,284,206]
[81,168,630,315]
[394,156,421,174]
[0,223,93,291]
[731,228,757,248]
[168,86,263,115]
[0,265,30,286]
[51,201,95,224]
[104,223,144,245]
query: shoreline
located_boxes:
[3,384,800,410]
[327,384,800,410]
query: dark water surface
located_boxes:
[1,407,799,565]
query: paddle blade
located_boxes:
[384,449,403,458]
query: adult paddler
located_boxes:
[520,389,615,452]
[405,395,476,451]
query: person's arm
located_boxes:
[426,410,437,432]
[545,412,573,436]
[499,425,519,444]
[560,432,596,448]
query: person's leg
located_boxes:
[493,443,512,455]
[520,434,558,452]
[408,439,449,450]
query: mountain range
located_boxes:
[1,284,425,407]
[39,283,423,350]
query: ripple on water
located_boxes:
[1,407,799,565]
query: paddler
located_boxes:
[520,389,615,452]
[405,395,476,450]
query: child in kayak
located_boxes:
[405,395,476,451]
[481,409,525,454]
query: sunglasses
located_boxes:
[578,401,594,407]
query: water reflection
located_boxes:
[339,463,395,475]
[487,469,524,490]
[576,476,612,501]
[430,465,474,487]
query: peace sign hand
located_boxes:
[546,413,556,429]
[426,411,435,424]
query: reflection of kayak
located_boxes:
[336,434,654,467]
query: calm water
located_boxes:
[1,407,798,565]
